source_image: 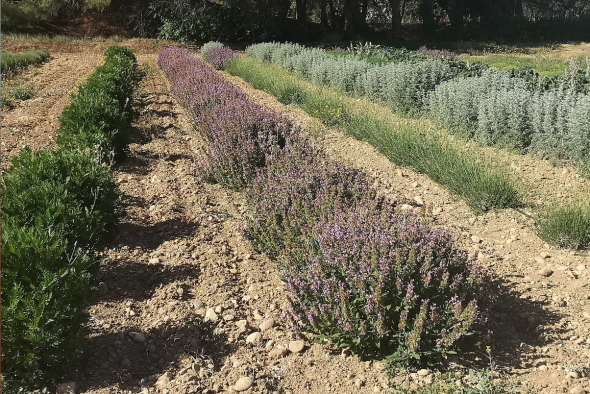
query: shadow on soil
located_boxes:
[80,315,236,391]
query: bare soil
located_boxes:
[2,38,590,394]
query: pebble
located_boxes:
[558,265,570,271]
[259,319,275,332]
[397,169,404,177]
[246,332,262,346]
[539,267,554,277]
[148,257,160,265]
[192,298,204,310]
[471,235,482,243]
[223,314,235,321]
[401,204,413,211]
[98,282,108,295]
[56,382,78,394]
[535,256,547,264]
[568,371,581,379]
[577,264,586,271]
[540,251,551,258]
[204,308,219,322]
[215,305,223,313]
[234,377,253,392]
[413,196,424,206]
[121,358,131,367]
[289,340,305,353]
[269,347,288,359]
[235,320,250,334]
[128,331,146,343]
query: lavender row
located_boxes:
[159,47,489,363]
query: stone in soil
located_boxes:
[128,331,146,343]
[289,340,305,353]
[259,318,274,331]
[234,377,253,392]
[539,267,554,277]
[246,332,263,346]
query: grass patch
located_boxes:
[461,53,589,77]
[1,78,36,108]
[536,201,590,250]
[226,57,520,213]
[391,369,518,393]
[1,49,50,75]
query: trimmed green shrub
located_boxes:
[1,147,120,252]
[1,49,50,74]
[1,225,97,389]
[58,46,137,160]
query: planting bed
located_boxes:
[0,37,589,394]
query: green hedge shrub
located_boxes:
[1,147,120,251]
[58,46,137,160]
[1,45,135,391]
[1,225,97,388]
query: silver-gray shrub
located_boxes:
[246,42,285,62]
[428,70,525,135]
[201,41,224,60]
[530,88,590,168]
[381,60,456,114]
[476,87,532,149]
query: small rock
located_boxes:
[149,257,160,265]
[235,320,250,334]
[540,251,551,258]
[577,264,586,271]
[413,196,424,206]
[259,319,275,332]
[98,282,108,295]
[121,358,131,367]
[471,235,482,243]
[558,265,569,271]
[265,339,275,350]
[397,169,404,177]
[204,308,219,322]
[355,378,365,388]
[570,385,586,394]
[535,256,546,265]
[234,377,253,392]
[539,267,554,277]
[128,331,146,343]
[568,371,581,379]
[56,382,79,394]
[246,332,263,346]
[289,340,305,353]
[401,204,413,212]
[215,305,223,313]
[269,347,288,359]
[223,314,235,321]
[411,182,419,188]
[417,369,430,377]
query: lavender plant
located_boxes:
[203,46,236,70]
[196,98,295,190]
[284,198,487,360]
[201,41,224,60]
[416,46,459,59]
[244,132,373,262]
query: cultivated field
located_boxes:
[1,36,590,394]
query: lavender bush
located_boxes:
[204,46,236,70]
[160,46,489,365]
[159,47,296,190]
[244,133,374,262]
[284,198,487,360]
[196,98,295,190]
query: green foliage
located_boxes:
[536,202,590,250]
[1,49,50,75]
[1,0,111,29]
[58,46,137,160]
[1,226,97,389]
[1,78,36,108]
[390,369,519,393]
[1,147,121,251]
[227,57,520,213]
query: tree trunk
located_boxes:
[321,0,329,26]
[389,0,401,32]
[361,0,369,19]
[296,0,307,23]
[447,0,465,31]
[344,0,370,33]
[418,0,436,31]
[328,0,338,27]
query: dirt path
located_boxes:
[2,39,590,394]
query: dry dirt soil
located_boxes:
[1,38,590,394]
